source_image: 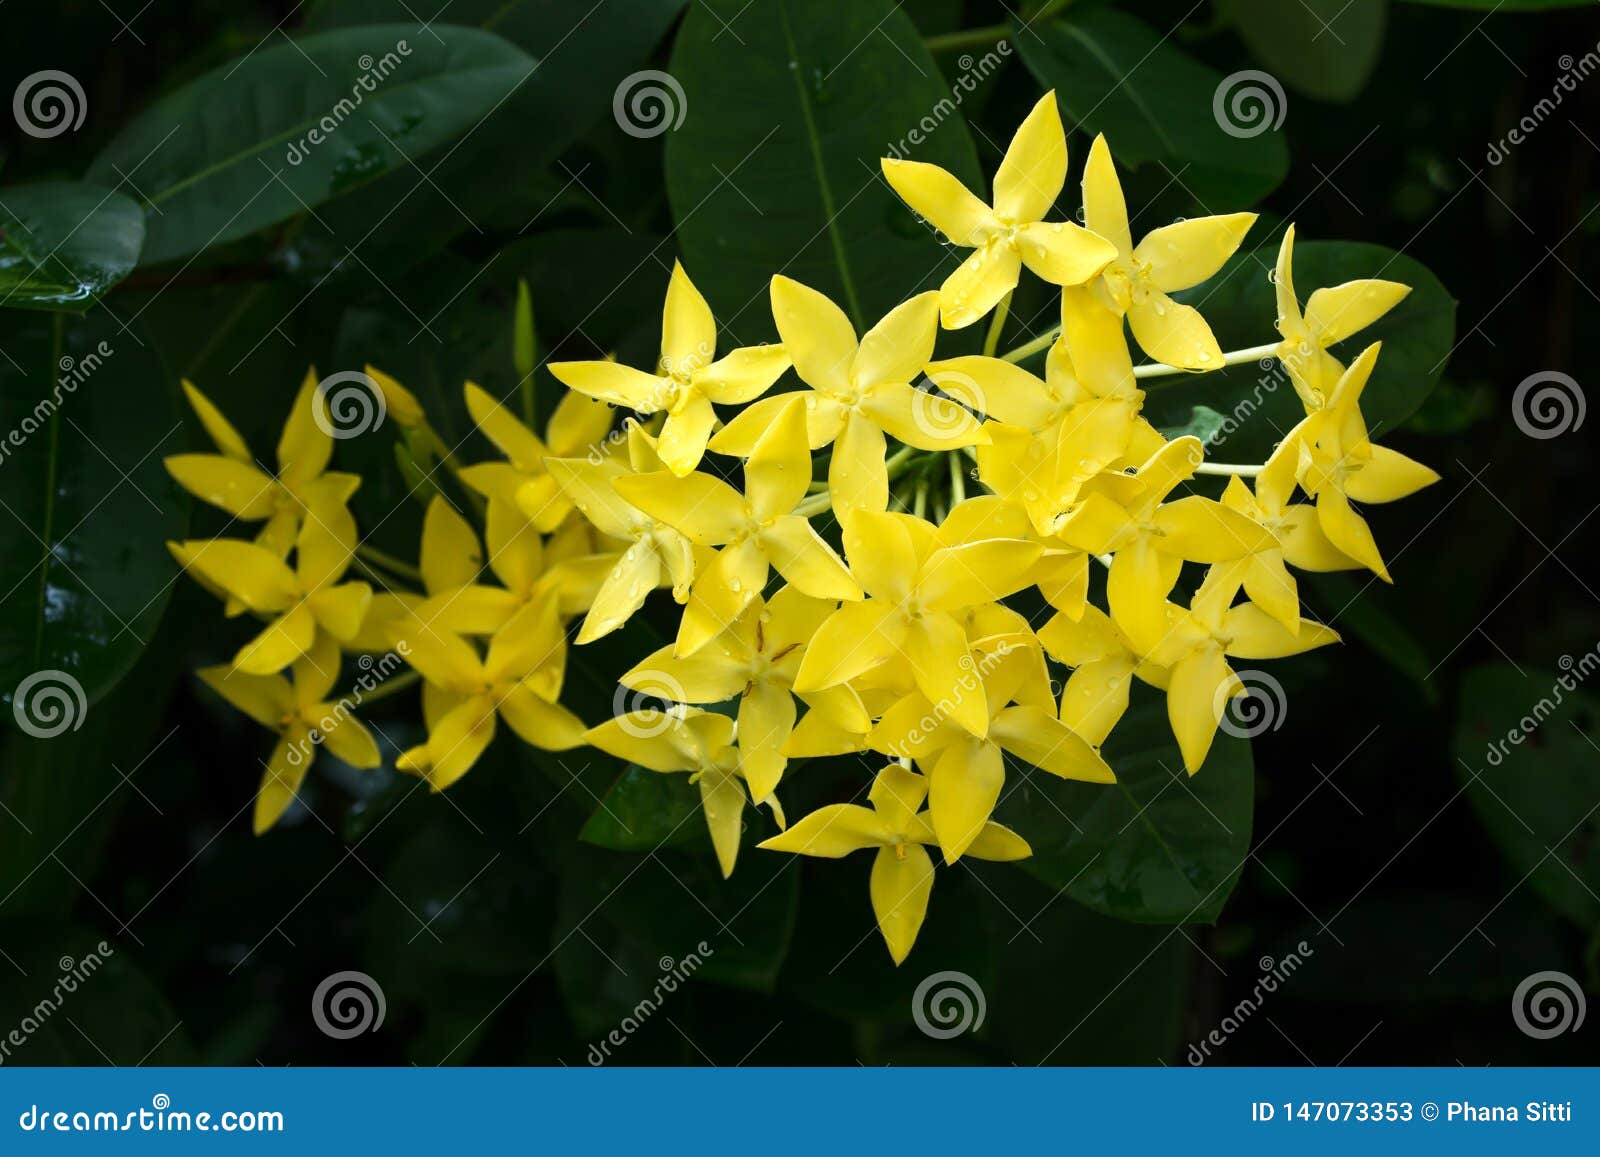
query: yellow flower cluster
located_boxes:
[164,91,1438,963]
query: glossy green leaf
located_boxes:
[1149,239,1456,462]
[87,24,535,265]
[1453,663,1600,927]
[1400,0,1589,7]
[301,0,688,281]
[666,0,983,333]
[0,310,187,714]
[998,697,1255,924]
[1017,7,1289,208]
[1219,0,1387,103]
[581,764,704,851]
[0,183,144,312]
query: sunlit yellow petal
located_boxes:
[993,91,1067,224]
[879,157,996,246]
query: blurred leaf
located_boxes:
[1453,663,1600,928]
[0,183,144,311]
[1219,0,1386,103]
[1151,240,1456,462]
[1399,0,1589,7]
[551,844,799,1037]
[666,0,982,333]
[1017,7,1289,208]
[1156,404,1226,443]
[87,25,535,265]
[0,922,193,1064]
[0,310,186,711]
[998,696,1255,924]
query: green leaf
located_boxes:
[1400,0,1589,8]
[1219,0,1386,103]
[1305,570,1436,697]
[301,0,688,280]
[1017,7,1289,208]
[665,0,983,332]
[1149,239,1456,462]
[580,764,704,851]
[998,696,1255,924]
[0,183,145,311]
[1453,663,1600,928]
[0,310,187,713]
[86,24,535,265]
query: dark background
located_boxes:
[1,0,1596,1066]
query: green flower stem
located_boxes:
[1133,342,1282,380]
[345,668,421,706]
[999,325,1060,364]
[356,543,424,583]
[924,24,1008,54]
[983,290,1012,358]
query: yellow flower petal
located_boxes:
[170,538,299,611]
[827,410,889,514]
[234,603,317,674]
[870,843,935,964]
[693,344,791,406]
[1106,537,1182,653]
[879,157,996,246]
[550,360,670,411]
[1305,279,1411,345]
[1133,213,1257,292]
[545,457,640,540]
[791,599,908,692]
[1154,495,1276,562]
[181,380,250,461]
[699,769,748,879]
[1344,445,1440,504]
[938,239,1021,329]
[422,697,498,791]
[927,738,1004,861]
[993,91,1067,224]
[320,714,382,768]
[1059,285,1136,397]
[739,680,796,803]
[1059,655,1137,747]
[660,261,718,377]
[854,291,939,389]
[1223,604,1340,659]
[1081,134,1132,255]
[198,664,294,729]
[990,704,1114,782]
[499,685,586,751]
[307,582,372,643]
[164,454,280,519]
[465,381,548,470]
[965,822,1032,862]
[743,396,812,517]
[578,542,665,644]
[1166,647,1233,773]
[421,496,483,594]
[1127,293,1224,370]
[760,515,860,601]
[675,536,768,656]
[1014,220,1119,287]
[711,390,846,457]
[905,613,988,737]
[862,381,988,451]
[656,390,717,476]
[760,803,888,857]
[769,276,857,396]
[1315,486,1390,582]
[917,539,1043,611]
[276,370,333,488]
[294,500,357,590]
[255,731,310,834]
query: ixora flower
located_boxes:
[711,278,987,513]
[165,372,360,557]
[199,635,380,834]
[881,91,1118,328]
[758,764,1031,964]
[549,261,791,476]
[169,84,1446,965]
